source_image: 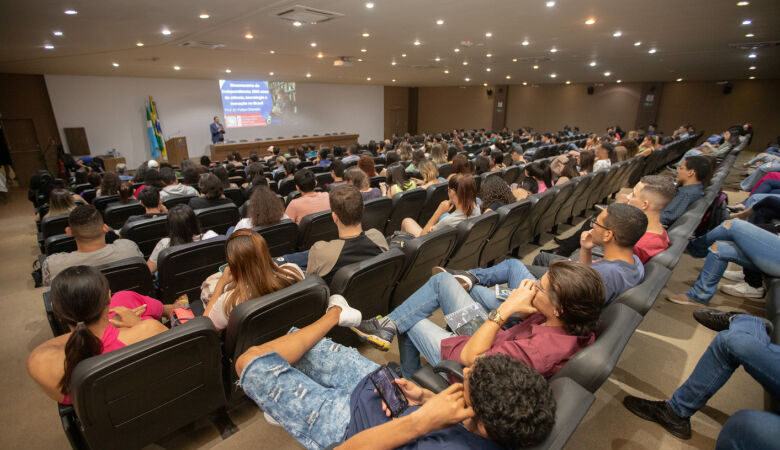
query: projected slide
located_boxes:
[218,80,297,128]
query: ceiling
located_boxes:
[1,0,778,86]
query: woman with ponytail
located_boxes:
[27,266,169,404]
[401,174,480,237]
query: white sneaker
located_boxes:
[264,412,280,427]
[722,270,745,282]
[720,282,765,299]
[327,294,362,327]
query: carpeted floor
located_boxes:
[1,153,765,449]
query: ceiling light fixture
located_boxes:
[465,77,471,82]
[737,1,749,5]
[391,61,397,65]
[550,73,557,78]
[361,48,367,52]
[64,9,77,15]
[310,42,317,47]
[546,1,556,7]
[550,47,557,53]
[199,13,210,19]
[357,58,363,62]
[161,28,171,36]
[366,77,371,81]
[392,79,396,82]
[293,21,302,27]
[413,40,421,46]
[522,82,528,86]
[648,48,657,54]
[269,72,275,76]
[512,58,518,62]
[749,76,755,79]
[483,83,488,87]
[462,61,468,65]
[245,33,254,39]
[745,33,754,37]
[485,32,492,38]
[742,19,752,25]
[43,44,55,50]
[748,52,757,58]
[616,79,622,83]
[585,17,596,25]
[362,32,370,37]
[112,62,119,67]
[486,67,491,72]
[522,39,529,46]
[225,68,231,73]
[604,71,611,76]
[434,57,441,61]
[676,78,683,82]
[634,41,642,46]
[749,66,756,70]
[317,52,324,58]
[401,53,407,57]
[533,64,539,69]
[270,50,275,54]
[305,73,311,77]
[566,80,571,84]
[136,42,144,47]
[613,31,622,37]
[589,61,597,67]
[53,31,63,36]
[454,48,460,53]
[436,19,444,25]
[506,75,511,79]
[486,53,492,57]
[365,2,374,8]
[173,65,181,70]
[444,69,449,74]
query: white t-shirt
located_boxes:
[594,159,612,172]
[234,214,291,231]
[149,230,219,264]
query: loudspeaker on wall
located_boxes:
[587,86,594,95]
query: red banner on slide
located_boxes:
[225,113,268,128]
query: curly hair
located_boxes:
[479,175,514,209]
[469,354,556,448]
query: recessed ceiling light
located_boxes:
[199,13,210,19]
[616,79,622,83]
[401,53,407,57]
[362,32,370,37]
[485,32,492,38]
[392,79,396,82]
[270,50,275,54]
[522,39,529,46]
[589,61,597,67]
[486,53,492,58]
[546,1,556,7]
[462,61,468,65]
[749,66,756,70]
[613,31,622,37]
[136,42,144,47]
[742,19,751,25]
[512,58,518,62]
[676,78,683,82]
[444,69,449,74]
[269,72,275,76]
[245,33,254,39]
[317,52,324,58]
[161,28,171,36]
[465,77,471,82]
[506,75,511,79]
[550,73,557,78]
[434,57,441,62]
[483,82,488,87]
[357,58,363,62]
[53,31,63,36]
[745,33,754,37]
[454,48,460,53]
[64,9,77,15]
[391,60,397,65]
[737,1,749,5]
[173,65,181,70]
[413,40,421,46]
[44,44,54,50]
[305,73,311,78]
[436,19,444,25]
[486,67,491,72]
[361,48,367,52]
[748,52,757,58]
[634,41,642,46]
[225,68,231,73]
[310,42,317,47]
[585,18,596,25]
[603,71,611,76]
[522,81,528,86]
[112,62,119,67]
[293,21,302,27]
[550,47,557,53]
[566,80,571,84]
[533,64,539,70]
[648,48,657,54]
[365,2,374,8]
[749,76,755,79]
[366,77,372,81]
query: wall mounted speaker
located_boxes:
[587,86,594,95]
[723,83,733,95]
[486,88,493,96]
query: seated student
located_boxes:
[743,142,780,168]
[352,260,604,378]
[316,148,332,167]
[357,154,377,177]
[146,204,218,272]
[188,173,234,210]
[120,186,167,234]
[159,167,198,201]
[381,164,417,197]
[401,175,480,237]
[284,169,330,224]
[447,154,472,181]
[554,157,580,185]
[479,175,515,212]
[344,167,381,202]
[235,184,288,232]
[201,229,303,331]
[27,266,170,404]
[524,162,552,193]
[624,308,778,444]
[473,155,490,176]
[87,172,102,193]
[181,167,200,189]
[578,149,596,175]
[305,185,388,282]
[36,188,77,221]
[238,300,556,449]
[42,205,143,285]
[412,160,443,189]
[213,165,239,189]
[116,163,133,181]
[508,146,527,166]
[593,142,614,172]
[96,172,120,198]
[741,157,780,192]
[488,150,505,172]
[242,162,265,193]
[134,168,164,199]
[330,159,346,186]
[661,155,710,226]
[341,144,360,165]
[678,130,736,164]
[666,219,780,306]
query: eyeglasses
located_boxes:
[535,279,559,307]
[590,218,611,231]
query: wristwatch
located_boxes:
[488,309,505,327]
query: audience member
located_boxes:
[117,181,135,205]
[284,169,330,224]
[344,167,381,201]
[525,162,552,193]
[40,188,77,220]
[134,168,164,199]
[594,143,614,172]
[401,175,480,237]
[316,148,332,167]
[579,150,596,175]
[330,159,346,186]
[116,163,133,181]
[479,175,515,212]
[97,172,120,197]
[414,160,443,189]
[159,167,197,201]
[235,185,288,232]
[382,164,417,197]
[146,204,218,272]
[342,145,360,165]
[357,155,377,177]
[189,173,234,209]
[121,187,167,234]
[430,144,448,164]
[448,154,471,180]
[213,165,238,189]
[661,155,710,226]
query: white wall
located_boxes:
[44,75,384,168]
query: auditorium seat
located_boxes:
[390,227,458,308]
[104,203,145,230]
[44,231,119,256]
[223,188,245,207]
[157,236,227,305]
[38,215,71,252]
[80,189,97,204]
[369,175,386,188]
[510,196,540,256]
[73,183,92,195]
[436,163,452,179]
[120,216,167,258]
[527,188,560,244]
[385,188,427,235]
[315,172,334,189]
[195,204,240,235]
[615,261,673,315]
[582,170,609,212]
[251,220,298,257]
[417,183,449,226]
[479,199,533,267]
[162,195,196,209]
[296,210,338,251]
[93,195,120,213]
[362,197,392,232]
[502,165,520,185]
[97,257,155,297]
[62,317,226,450]
[553,176,588,229]
[278,178,297,197]
[445,211,499,270]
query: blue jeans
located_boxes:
[741,161,780,191]
[239,328,378,450]
[668,315,780,418]
[468,258,538,288]
[282,249,310,269]
[743,193,780,210]
[685,219,780,303]
[715,409,780,450]
[747,146,780,165]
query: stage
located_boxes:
[209,133,359,160]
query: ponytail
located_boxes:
[60,323,103,394]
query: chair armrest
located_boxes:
[411,366,450,394]
[433,360,466,382]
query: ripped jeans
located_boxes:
[239,328,379,450]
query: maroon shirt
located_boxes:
[440,314,595,378]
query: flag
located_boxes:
[148,96,167,158]
[146,103,161,159]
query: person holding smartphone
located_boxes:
[235,298,556,450]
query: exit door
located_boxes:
[1,118,44,188]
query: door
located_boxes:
[1,118,44,188]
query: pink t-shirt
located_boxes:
[634,229,670,264]
[751,172,780,194]
[440,314,595,378]
[285,191,331,224]
[537,183,548,193]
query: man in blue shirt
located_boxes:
[661,155,709,226]
[210,116,225,144]
[235,300,556,450]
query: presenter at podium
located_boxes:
[210,116,225,144]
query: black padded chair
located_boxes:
[62,317,226,450]
[93,195,120,212]
[390,227,459,308]
[39,215,71,251]
[555,176,590,227]
[223,277,330,400]
[436,163,452,179]
[223,188,245,207]
[73,183,92,194]
[296,210,338,251]
[544,181,575,234]
[479,199,533,267]
[195,204,240,235]
[362,197,392,233]
[384,188,427,235]
[315,172,334,188]
[251,220,298,257]
[502,165,521,184]
[417,183,449,226]
[278,178,297,197]
[445,211,499,270]
[44,232,119,256]
[615,262,673,315]
[369,175,386,188]
[96,257,155,297]
[550,303,643,393]
[162,195,196,209]
[80,189,97,204]
[510,195,540,255]
[582,170,609,212]
[104,203,145,230]
[157,236,227,304]
[120,216,168,259]
[570,172,597,218]
[527,188,559,243]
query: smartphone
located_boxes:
[219,263,228,273]
[369,365,408,417]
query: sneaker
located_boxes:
[327,294,362,327]
[666,293,704,306]
[431,266,478,291]
[622,396,691,440]
[720,282,765,299]
[722,270,745,282]
[264,412,280,427]
[693,307,773,335]
[350,317,397,351]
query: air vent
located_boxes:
[276,5,343,24]
[178,41,225,50]
[728,40,780,50]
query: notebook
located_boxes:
[444,303,488,336]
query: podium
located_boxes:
[165,136,189,167]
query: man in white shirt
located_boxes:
[159,167,198,201]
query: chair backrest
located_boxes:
[362,197,392,232]
[535,184,570,239]
[503,165,521,184]
[583,170,609,211]
[223,188,245,207]
[157,236,227,303]
[96,257,155,297]
[121,216,169,259]
[526,378,596,450]
[615,261,672,315]
[296,210,339,251]
[73,183,92,194]
[81,189,97,204]
[554,176,587,226]
[45,232,119,256]
[390,227,459,308]
[278,178,297,197]
[41,215,71,240]
[510,196,540,253]
[315,172,334,188]
[570,172,596,218]
[94,195,120,212]
[250,219,298,257]
[69,317,226,450]
[104,203,145,230]
[417,183,450,226]
[385,188,427,234]
[162,195,195,209]
[330,248,407,320]
[528,188,559,240]
[369,175,386,188]
[446,211,499,270]
[480,199,534,266]
[436,163,452,179]
[194,204,240,235]
[550,303,642,392]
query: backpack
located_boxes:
[696,191,728,236]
